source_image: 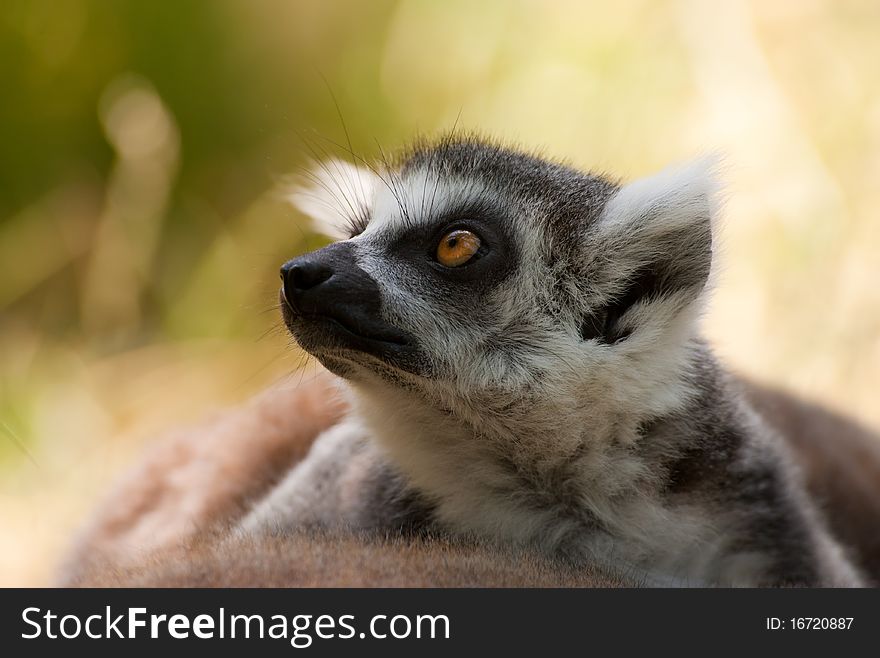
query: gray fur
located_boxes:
[243,136,862,586]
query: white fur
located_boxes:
[287,158,381,239]
[598,155,723,237]
[363,170,494,237]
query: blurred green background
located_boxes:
[2,0,879,585]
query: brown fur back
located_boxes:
[65,531,629,587]
[59,372,346,583]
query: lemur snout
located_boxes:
[279,242,412,348]
[280,242,369,315]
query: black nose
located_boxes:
[278,242,410,346]
[281,258,333,302]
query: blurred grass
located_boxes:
[1,0,879,585]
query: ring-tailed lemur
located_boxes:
[240,135,862,586]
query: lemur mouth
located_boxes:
[280,288,412,352]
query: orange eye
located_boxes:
[436,230,482,267]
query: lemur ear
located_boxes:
[286,159,381,240]
[581,156,721,343]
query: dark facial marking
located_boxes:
[387,200,517,293]
[279,241,419,371]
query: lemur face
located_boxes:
[283,137,717,417]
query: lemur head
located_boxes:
[282,136,719,432]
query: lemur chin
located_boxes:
[240,135,862,587]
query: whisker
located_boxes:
[317,71,369,226]
[299,132,363,229]
[1,421,40,470]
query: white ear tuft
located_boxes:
[286,158,381,240]
[582,156,724,335]
[599,154,723,238]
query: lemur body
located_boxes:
[239,137,861,586]
[243,361,858,586]
[62,369,880,587]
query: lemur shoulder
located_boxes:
[231,135,868,587]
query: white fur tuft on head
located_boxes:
[286,158,381,240]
